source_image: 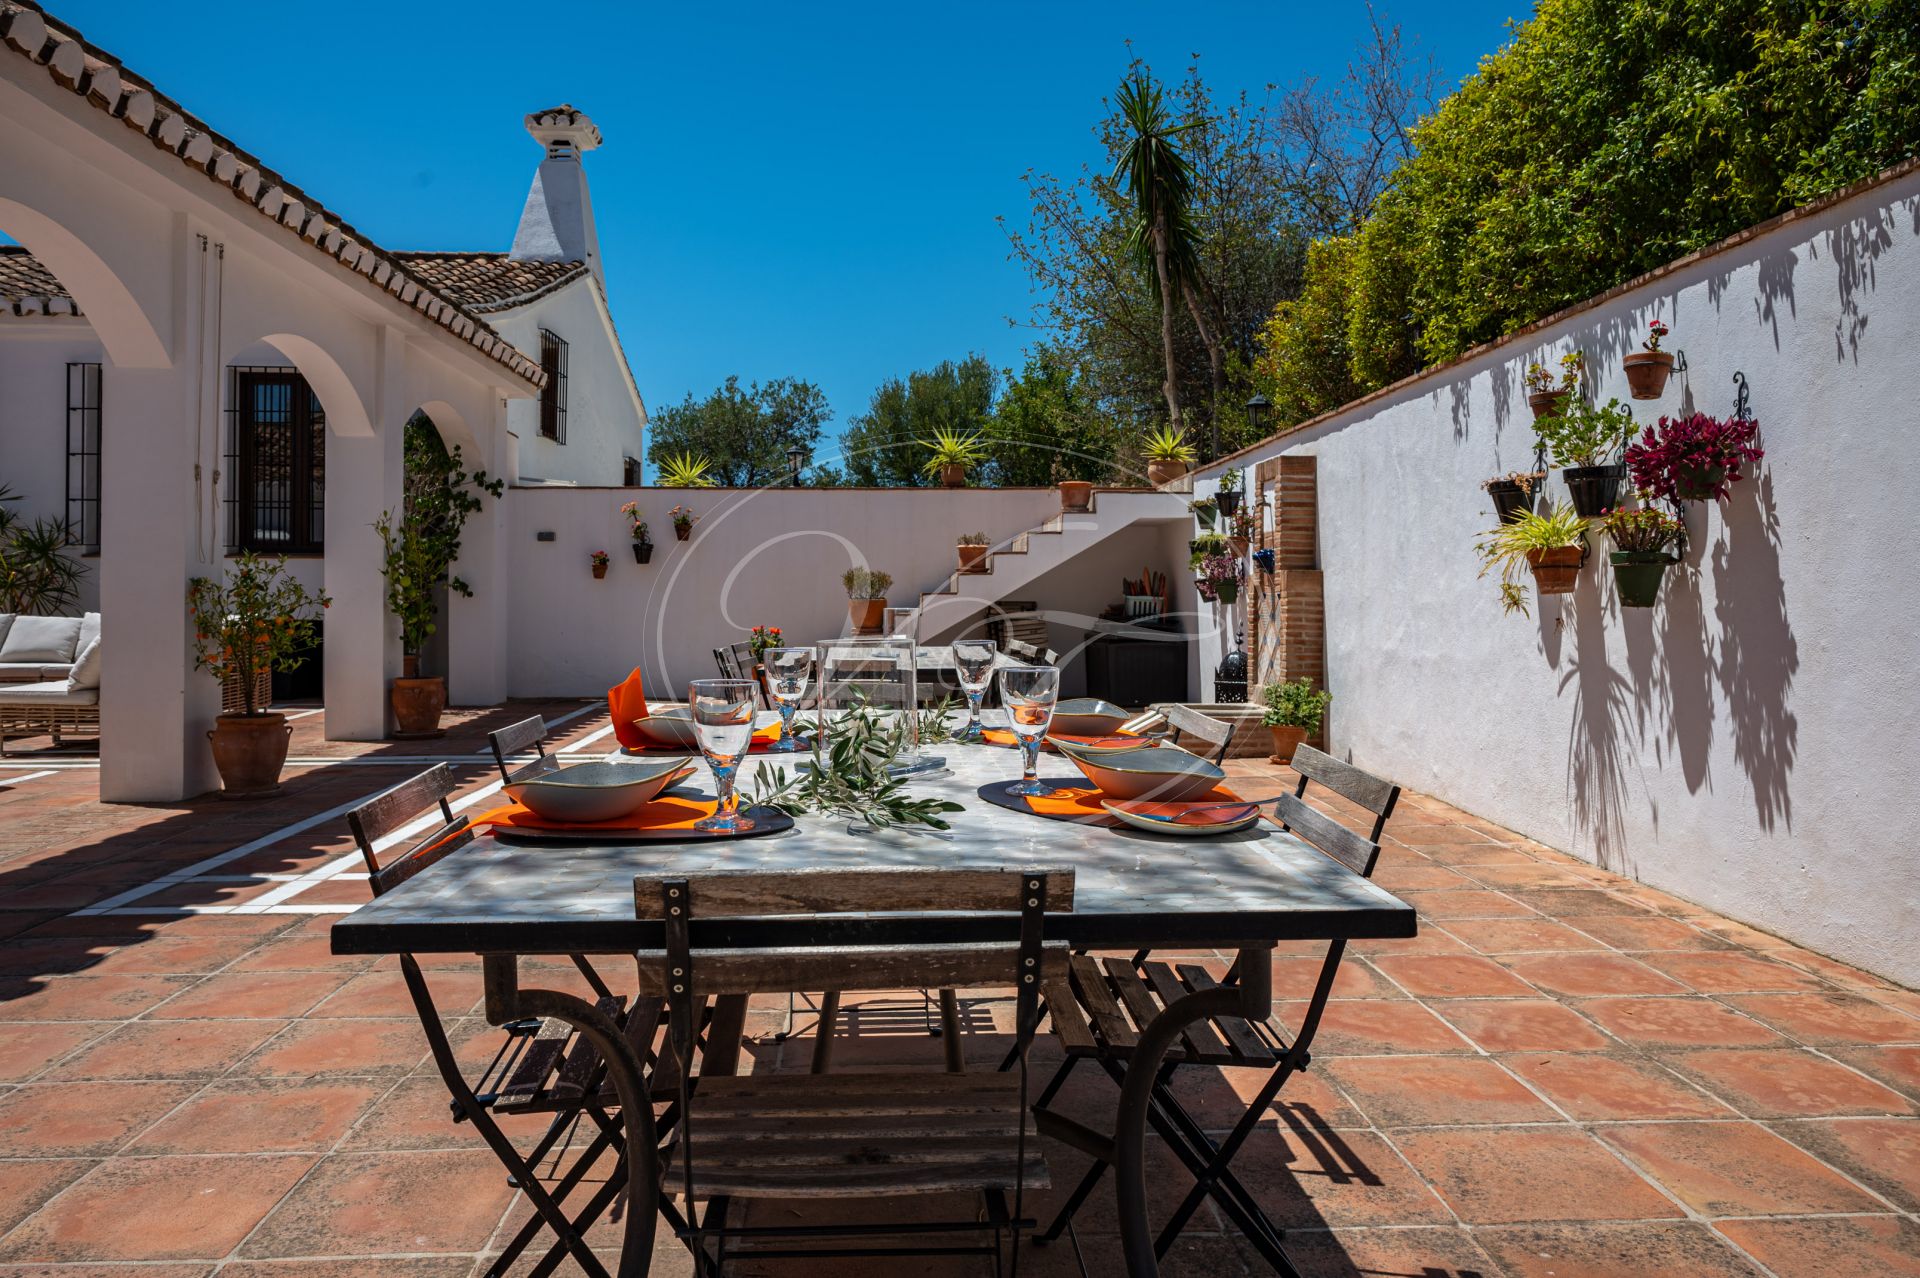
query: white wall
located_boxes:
[1198,165,1920,986]
[490,278,644,486]
[500,486,1196,700]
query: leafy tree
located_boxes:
[646,375,830,487]
[984,345,1126,486]
[374,415,502,659]
[839,356,998,487]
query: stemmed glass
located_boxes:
[999,664,1060,797]
[763,648,813,753]
[951,639,997,742]
[688,679,757,832]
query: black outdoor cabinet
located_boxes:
[1083,620,1189,708]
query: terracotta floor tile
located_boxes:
[0,1153,315,1262]
[1270,956,1400,1000]
[1278,1225,1498,1276]
[1393,1127,1680,1223]
[333,1075,551,1151]
[1457,864,1605,890]
[0,1080,202,1156]
[146,971,351,1020]
[1369,863,1470,892]
[46,1018,290,1081]
[1565,914,1734,951]
[1501,1052,1733,1120]
[127,1077,389,1153]
[1324,1055,1559,1126]
[1427,999,1611,1052]
[1508,889,1654,918]
[1640,951,1833,993]
[307,967,482,1019]
[230,1018,428,1078]
[1285,999,1474,1054]
[0,1021,109,1081]
[227,935,380,973]
[1500,952,1689,998]
[240,1149,519,1256]
[1404,890,1538,920]
[1370,955,1535,998]
[1475,1221,1762,1277]
[1665,1047,1916,1118]
[0,973,196,1021]
[219,1262,474,1278]
[0,1265,214,1278]
[1576,998,1783,1048]
[1831,1043,1920,1098]
[0,1158,93,1236]
[278,876,379,907]
[1404,842,1539,865]
[1232,1123,1456,1228]
[1770,1117,1920,1210]
[1600,1120,1882,1216]
[1713,1216,1920,1278]
[1721,992,1920,1046]
[1438,917,1600,954]
[1347,927,1472,955]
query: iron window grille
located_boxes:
[65,362,102,553]
[623,455,644,486]
[225,366,326,554]
[539,328,568,443]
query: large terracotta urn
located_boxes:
[208,712,292,799]
[390,655,447,738]
[1058,480,1093,512]
[848,598,887,636]
[1147,459,1188,487]
[1266,724,1307,766]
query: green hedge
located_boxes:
[1257,0,1920,421]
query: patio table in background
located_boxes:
[331,749,1416,1278]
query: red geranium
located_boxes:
[1625,413,1763,503]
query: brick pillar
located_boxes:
[1250,455,1328,750]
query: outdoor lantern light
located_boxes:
[1245,392,1270,436]
[786,442,806,483]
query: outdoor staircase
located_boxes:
[897,489,1189,645]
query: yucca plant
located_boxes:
[658,451,716,487]
[1143,424,1198,463]
[1476,503,1590,617]
[916,427,988,482]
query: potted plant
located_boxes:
[1536,395,1637,517]
[1623,320,1675,400]
[619,501,654,563]
[1482,470,1545,525]
[658,451,717,487]
[1476,503,1590,616]
[1252,546,1276,574]
[187,553,329,797]
[1226,506,1255,556]
[957,531,991,574]
[843,567,893,635]
[1190,497,1219,530]
[374,424,502,738]
[1058,476,1094,513]
[1260,676,1331,763]
[1215,469,1243,517]
[1187,532,1230,570]
[748,624,783,696]
[1195,551,1239,606]
[670,505,697,542]
[1600,503,1685,608]
[1625,412,1764,503]
[917,427,987,488]
[589,549,610,579]
[1524,350,1583,421]
[1143,424,1197,486]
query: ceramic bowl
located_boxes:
[1062,745,1225,802]
[1048,697,1134,737]
[505,758,692,823]
[632,707,698,749]
[1102,799,1262,837]
[1050,733,1154,758]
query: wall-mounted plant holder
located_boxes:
[1252,547,1276,574]
[633,541,654,565]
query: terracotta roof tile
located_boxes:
[395,253,586,313]
[0,244,78,314]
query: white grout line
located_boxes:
[277,707,325,721]
[0,769,59,785]
[556,720,621,754]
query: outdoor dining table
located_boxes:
[330,746,1415,1278]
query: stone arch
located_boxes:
[415,398,479,458]
[255,332,375,438]
[0,195,169,368]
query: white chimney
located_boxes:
[509,105,604,283]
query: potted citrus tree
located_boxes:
[843,567,892,635]
[1601,503,1685,608]
[1623,320,1675,399]
[1261,676,1331,763]
[1536,395,1637,517]
[619,501,653,563]
[957,532,991,574]
[918,427,987,488]
[374,421,502,738]
[1143,424,1197,486]
[1476,503,1590,617]
[187,553,329,797]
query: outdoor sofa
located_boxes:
[0,613,101,754]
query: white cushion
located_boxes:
[77,611,101,652]
[0,616,82,664]
[0,679,97,706]
[68,636,102,690]
[0,663,54,683]
[0,616,14,647]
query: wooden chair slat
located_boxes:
[367,819,472,896]
[493,1016,572,1110]
[549,995,626,1100]
[1142,961,1235,1060]
[1179,965,1276,1063]
[346,764,458,849]
[1100,955,1166,1037]
[1068,954,1138,1049]
[1289,744,1401,821]
[1274,792,1380,876]
[1042,979,1097,1052]
[633,866,1074,919]
[487,716,548,783]
[1160,703,1233,748]
[633,941,1068,998]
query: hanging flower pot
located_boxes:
[1611,551,1677,608]
[1623,351,1675,400]
[1215,578,1239,606]
[1191,501,1219,530]
[1561,464,1628,518]
[633,540,654,565]
[1215,488,1242,517]
[1227,535,1250,556]
[1673,464,1728,503]
[1526,545,1584,595]
[1485,479,1534,525]
[1252,547,1276,574]
[1528,389,1569,421]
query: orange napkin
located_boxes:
[624,721,785,754]
[470,794,719,834]
[1021,784,1241,826]
[608,668,652,752]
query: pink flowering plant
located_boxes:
[618,501,651,543]
[1625,413,1763,502]
[1643,320,1669,353]
[1195,552,1240,603]
[589,550,611,569]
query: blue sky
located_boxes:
[45,1,1527,464]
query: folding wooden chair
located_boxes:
[640,866,1071,1275]
[347,765,680,1278]
[1026,747,1400,1276]
[487,713,552,785]
[1149,703,1235,765]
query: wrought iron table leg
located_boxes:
[1112,943,1274,1278]
[485,955,660,1278]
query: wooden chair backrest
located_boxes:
[1286,743,1402,842]
[1161,703,1233,764]
[711,646,734,678]
[487,715,548,784]
[346,764,473,897]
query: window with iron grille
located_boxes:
[623,455,644,486]
[65,362,102,553]
[539,328,568,443]
[225,367,326,554]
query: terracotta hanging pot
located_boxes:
[957,543,990,574]
[1058,480,1093,513]
[1528,389,1569,421]
[207,712,292,799]
[939,463,967,488]
[1526,545,1585,595]
[1266,724,1307,766]
[848,598,887,636]
[1622,350,1675,400]
[1147,459,1187,487]
[591,563,608,580]
[390,655,447,738]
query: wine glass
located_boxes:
[687,679,757,832]
[951,639,996,742]
[999,664,1060,797]
[763,648,813,753]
